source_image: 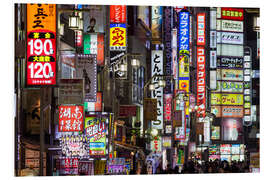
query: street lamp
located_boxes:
[68,12,80,30]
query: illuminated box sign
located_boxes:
[75,30,82,47]
[84,5,105,33]
[59,105,84,132]
[217,69,243,81]
[217,20,243,32]
[197,47,206,117]
[217,32,244,45]
[172,29,178,80]
[211,106,244,118]
[151,136,162,152]
[221,8,244,21]
[211,93,243,105]
[179,55,190,92]
[220,144,231,154]
[217,57,243,69]
[197,13,206,46]
[162,136,172,148]
[110,5,126,23]
[211,126,220,140]
[60,135,89,157]
[60,158,79,169]
[84,34,104,66]
[175,127,185,140]
[84,92,103,112]
[179,11,190,51]
[151,6,163,42]
[26,4,56,85]
[217,44,244,57]
[213,81,243,93]
[85,115,108,156]
[210,31,217,48]
[151,50,164,129]
[164,94,173,121]
[110,23,126,51]
[210,50,217,68]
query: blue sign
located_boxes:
[179,12,190,52]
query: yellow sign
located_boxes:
[211,93,243,105]
[110,24,126,50]
[27,4,56,32]
[179,80,189,92]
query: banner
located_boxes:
[197,47,206,117]
[59,105,84,132]
[217,69,243,81]
[211,93,243,105]
[217,56,243,68]
[151,50,164,129]
[110,23,127,51]
[211,106,244,118]
[197,13,206,46]
[26,4,56,85]
[83,34,104,66]
[85,115,108,156]
[179,11,190,51]
[213,81,243,93]
[83,5,105,33]
[110,5,126,23]
[221,8,244,21]
[76,54,97,102]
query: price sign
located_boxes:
[27,4,56,85]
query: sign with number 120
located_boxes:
[26,4,56,85]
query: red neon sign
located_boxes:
[197,47,206,117]
[197,13,205,46]
[221,8,244,21]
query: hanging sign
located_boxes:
[110,23,127,51]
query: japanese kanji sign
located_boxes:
[60,135,89,157]
[179,11,190,51]
[110,5,127,23]
[110,23,126,51]
[151,50,164,129]
[221,8,244,21]
[59,105,84,132]
[85,115,108,156]
[197,13,206,46]
[197,47,206,117]
[211,93,244,105]
[26,4,56,85]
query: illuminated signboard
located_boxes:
[197,13,205,46]
[59,105,84,132]
[220,144,231,154]
[172,29,178,80]
[110,5,126,23]
[26,4,56,85]
[211,93,243,105]
[84,92,103,112]
[179,54,190,92]
[211,105,244,118]
[210,50,217,68]
[151,136,162,152]
[179,11,190,51]
[217,69,243,81]
[83,34,104,66]
[175,127,185,140]
[217,20,243,32]
[60,135,89,157]
[151,6,163,42]
[83,5,105,33]
[164,94,173,122]
[110,23,126,51]
[213,81,243,93]
[197,47,206,117]
[217,56,243,69]
[211,126,220,140]
[217,44,244,57]
[221,8,244,21]
[151,50,164,129]
[217,32,244,45]
[85,115,108,156]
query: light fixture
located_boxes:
[150,129,158,137]
[60,23,65,36]
[131,58,140,67]
[69,12,79,30]
[149,84,155,91]
[194,105,199,110]
[119,63,127,72]
[176,99,181,105]
[158,79,166,88]
[253,16,260,32]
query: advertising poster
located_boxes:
[84,92,103,112]
[26,4,56,85]
[197,47,206,117]
[138,6,150,27]
[83,5,105,33]
[110,23,127,51]
[151,50,164,129]
[213,81,243,93]
[151,6,163,42]
[83,34,104,66]
[76,54,97,102]
[211,126,220,140]
[58,105,84,132]
[85,115,108,156]
[211,93,243,105]
[210,50,217,68]
[59,135,89,157]
[222,118,243,141]
[110,5,127,23]
[221,8,244,21]
[217,56,243,69]
[197,13,205,46]
[179,11,190,51]
[211,105,244,118]
[216,69,243,81]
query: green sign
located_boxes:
[84,34,98,54]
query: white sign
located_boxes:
[210,31,217,48]
[210,70,217,90]
[217,32,244,45]
[217,44,243,57]
[217,20,243,32]
[151,50,164,129]
[210,50,217,68]
[210,9,217,30]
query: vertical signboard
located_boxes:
[151,6,163,43]
[143,98,157,130]
[197,13,206,46]
[179,11,190,52]
[151,50,164,129]
[151,136,162,152]
[110,5,127,23]
[109,23,127,51]
[197,47,206,117]
[163,7,172,94]
[164,94,173,122]
[172,29,178,80]
[76,54,97,102]
[58,105,84,132]
[26,4,56,85]
[84,92,103,112]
